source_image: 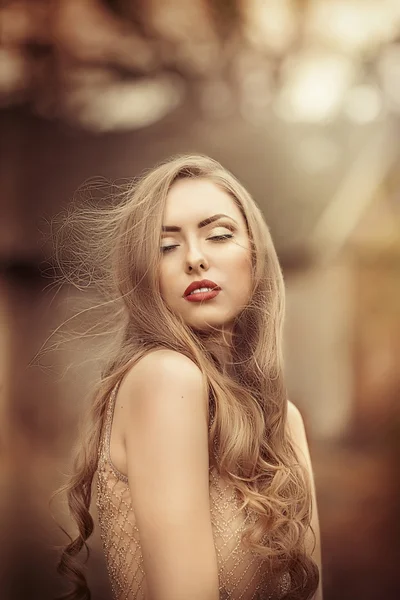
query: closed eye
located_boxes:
[161,234,233,253]
[208,234,233,241]
[161,245,179,253]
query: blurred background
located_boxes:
[1,1,400,599]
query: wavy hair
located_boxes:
[53,154,319,599]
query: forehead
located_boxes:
[163,178,244,225]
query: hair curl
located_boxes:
[52,154,319,599]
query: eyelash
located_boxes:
[161,234,233,253]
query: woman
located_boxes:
[57,155,322,600]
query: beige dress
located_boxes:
[96,382,290,600]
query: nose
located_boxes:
[185,243,209,273]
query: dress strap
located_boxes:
[100,379,129,483]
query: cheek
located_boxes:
[232,247,252,279]
[226,249,252,300]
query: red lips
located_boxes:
[183,279,221,297]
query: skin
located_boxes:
[159,177,253,336]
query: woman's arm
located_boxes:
[121,349,219,600]
[287,401,323,600]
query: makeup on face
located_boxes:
[159,178,252,331]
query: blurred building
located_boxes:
[1,2,400,599]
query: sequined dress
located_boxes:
[96,382,290,600]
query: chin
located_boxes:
[186,313,236,332]
[189,322,221,333]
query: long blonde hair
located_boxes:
[54,154,319,599]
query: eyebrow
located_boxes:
[162,213,237,233]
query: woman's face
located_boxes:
[159,177,252,332]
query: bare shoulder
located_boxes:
[287,400,305,434]
[286,400,311,464]
[125,348,204,387]
[121,349,206,402]
[119,349,209,427]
